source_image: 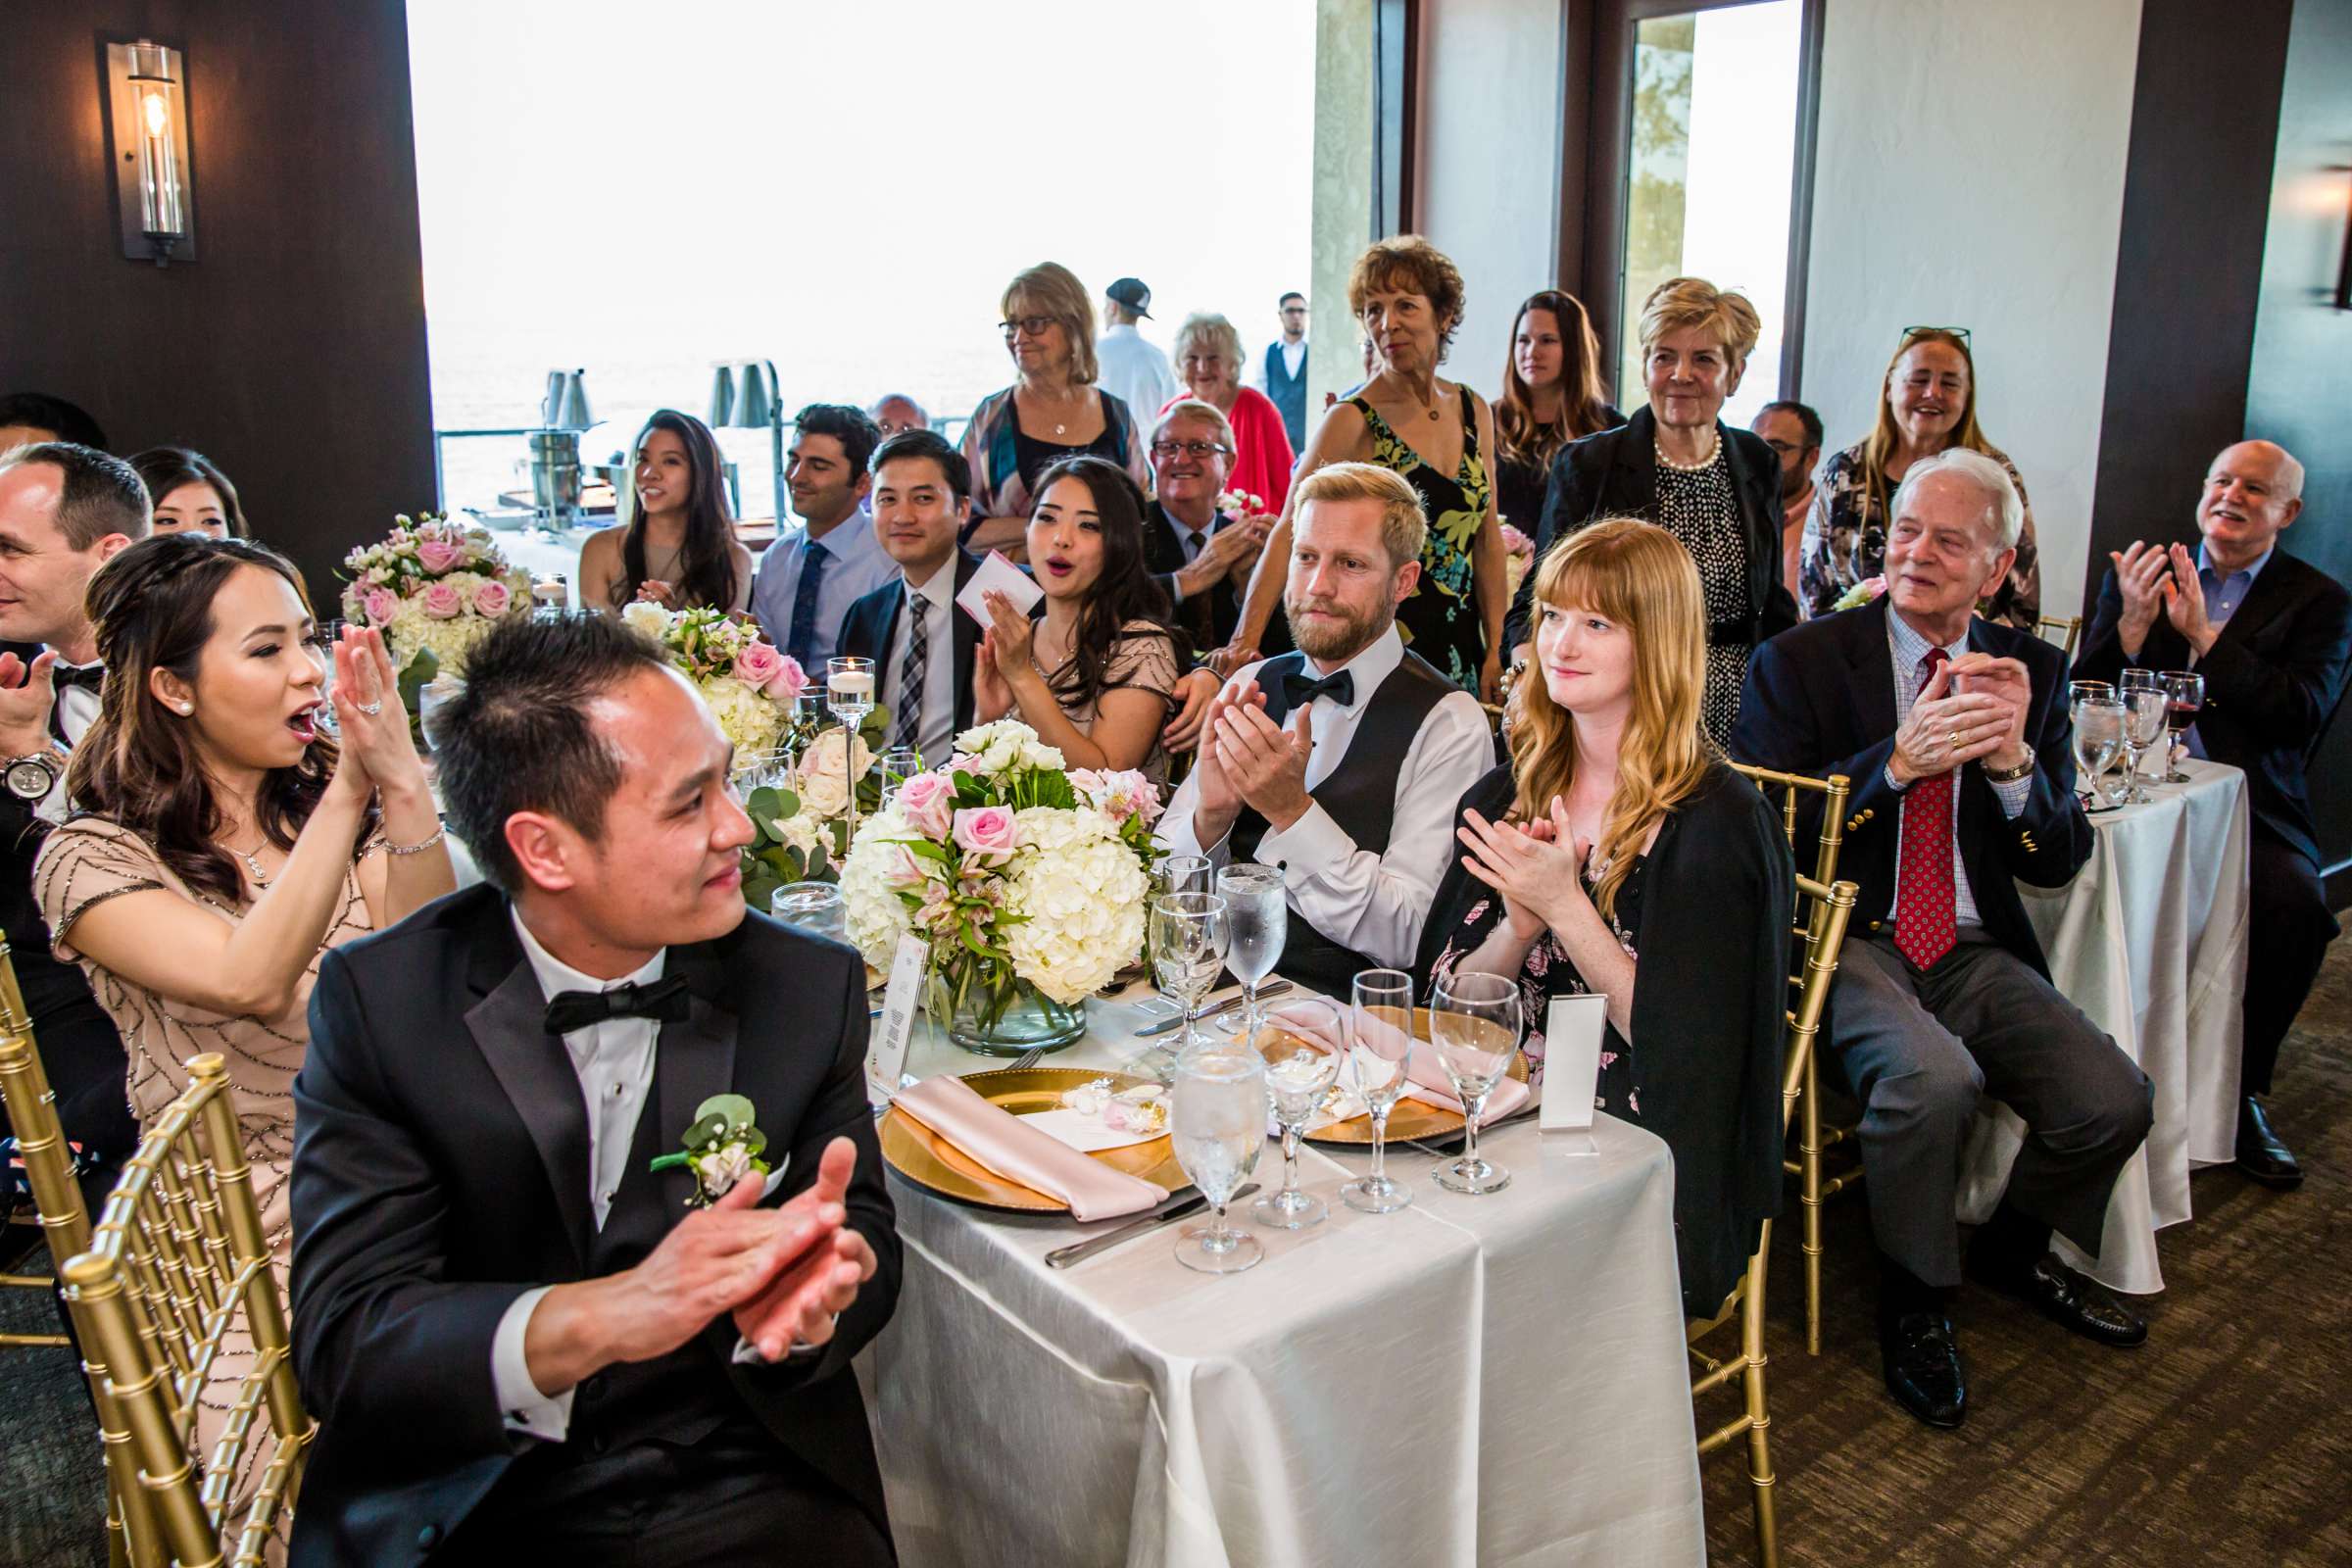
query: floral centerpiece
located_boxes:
[736,716,890,909]
[837,720,1162,1054]
[338,513,533,705]
[623,601,808,756]
[1500,521,1537,601]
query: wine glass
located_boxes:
[1144,893,1229,1080]
[1214,864,1287,1040]
[2159,670,2203,782]
[786,692,826,770]
[2071,693,2125,808]
[2118,671,2167,804]
[1428,970,1522,1196]
[1251,998,1343,1230]
[2068,679,2115,707]
[827,657,876,841]
[879,745,922,807]
[1169,1042,1269,1275]
[1340,969,1416,1215]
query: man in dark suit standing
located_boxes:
[290,613,899,1566]
[1141,400,1270,660]
[1733,450,2152,1433]
[2077,439,2349,1189]
[835,428,982,768]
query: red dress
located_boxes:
[1160,386,1296,515]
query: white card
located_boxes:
[1539,994,1607,1134]
[955,550,1044,626]
[867,934,927,1100]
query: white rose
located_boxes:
[621,601,670,637]
[797,769,849,818]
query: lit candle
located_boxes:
[829,670,874,700]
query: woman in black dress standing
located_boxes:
[1506,276,1796,742]
[1420,517,1793,1315]
[1491,290,1621,536]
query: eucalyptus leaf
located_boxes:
[747,786,783,822]
[696,1093,758,1132]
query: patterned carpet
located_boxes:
[6,946,2347,1567]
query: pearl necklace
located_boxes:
[1654,428,1721,472]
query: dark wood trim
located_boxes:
[1374,0,1420,236]
[1780,0,1827,401]
[1554,0,1596,301]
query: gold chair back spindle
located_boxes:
[2037,614,2084,662]
[64,1053,315,1567]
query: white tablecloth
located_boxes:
[860,991,1707,1568]
[1957,760,2249,1294]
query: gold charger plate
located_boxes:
[1297,1007,1530,1147]
[878,1066,1187,1214]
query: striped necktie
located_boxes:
[893,588,928,752]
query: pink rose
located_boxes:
[363,586,400,625]
[768,655,809,703]
[416,538,465,573]
[471,579,513,617]
[418,581,464,619]
[951,806,1020,868]
[896,772,955,839]
[732,640,785,691]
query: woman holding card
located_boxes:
[1415,517,1793,1313]
[972,456,1183,788]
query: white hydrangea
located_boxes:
[1001,806,1150,1004]
[697,674,786,756]
[839,806,919,967]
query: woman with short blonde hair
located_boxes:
[958,262,1152,558]
[1418,516,1793,1315]
[1507,275,1796,741]
[1164,312,1297,514]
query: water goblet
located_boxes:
[1170,1043,1269,1275]
[1143,893,1229,1080]
[1213,864,1287,1040]
[2071,693,2125,808]
[1251,998,1344,1230]
[1152,853,1213,899]
[1340,969,1416,1215]
[2159,670,2203,782]
[769,881,846,942]
[1428,971,1522,1195]
[2119,673,2168,804]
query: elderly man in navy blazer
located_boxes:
[1733,449,2151,1433]
[2077,439,2350,1189]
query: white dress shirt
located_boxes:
[1881,612,2034,931]
[884,559,960,766]
[1249,337,1308,391]
[748,504,900,662]
[1096,322,1177,427]
[31,654,102,824]
[1161,626,1495,969]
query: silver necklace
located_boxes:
[232,839,273,888]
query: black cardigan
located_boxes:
[1414,759,1794,1315]
[1506,405,1798,653]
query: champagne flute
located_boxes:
[1251,998,1343,1230]
[1341,969,1415,1215]
[1170,1043,1269,1275]
[1214,864,1287,1040]
[1428,971,1522,1195]
[1144,893,1229,1080]
[2072,693,2124,808]
[827,657,876,843]
[2119,672,2167,804]
[2159,670,2203,782]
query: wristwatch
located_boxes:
[4,751,60,802]
[1981,755,2034,784]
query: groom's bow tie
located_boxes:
[544,974,692,1036]
[1282,668,1353,708]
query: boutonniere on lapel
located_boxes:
[650,1094,769,1207]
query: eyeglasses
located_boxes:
[1281,306,1308,317]
[1900,324,1971,346]
[1150,440,1232,461]
[999,315,1058,339]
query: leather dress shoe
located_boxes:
[2236,1096,2303,1189]
[1972,1251,2147,1348]
[1880,1311,1967,1429]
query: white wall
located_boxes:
[1412,0,1565,402]
[1800,0,2143,621]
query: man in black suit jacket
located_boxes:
[835,428,981,768]
[1733,451,2151,1433]
[2078,439,2350,1188]
[1142,399,1269,657]
[291,613,899,1566]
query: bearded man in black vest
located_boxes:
[1160,462,1496,994]
[290,612,898,1566]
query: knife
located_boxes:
[1044,1184,1261,1268]
[1133,981,1295,1037]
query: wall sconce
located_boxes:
[105,39,195,267]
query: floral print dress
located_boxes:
[1349,388,1492,692]
[1797,442,2042,627]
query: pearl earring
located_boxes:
[176,703,192,714]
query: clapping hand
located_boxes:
[1889,660,2018,784]
[973,630,1014,721]
[1161,667,1222,754]
[732,1138,878,1362]
[2108,540,2171,653]
[1455,800,1588,940]
[2159,541,2218,655]
[979,590,1036,669]
[1944,651,2033,771]
[325,627,425,794]
[1211,696,1313,830]
[634,579,680,609]
[0,650,59,760]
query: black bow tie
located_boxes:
[1282,668,1353,709]
[50,663,104,695]
[544,973,691,1036]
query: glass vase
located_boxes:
[933,964,1085,1057]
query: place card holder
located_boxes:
[1539,994,1607,1156]
[868,933,927,1104]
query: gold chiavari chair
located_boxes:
[2037,614,2084,662]
[1728,763,1858,1357]
[0,940,155,1566]
[61,1053,315,1568]
[1686,851,1859,1568]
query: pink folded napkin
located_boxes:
[893,1075,1168,1222]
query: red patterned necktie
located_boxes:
[1893,646,1956,969]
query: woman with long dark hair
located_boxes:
[1417,517,1791,1314]
[33,531,451,1502]
[1492,290,1620,534]
[972,455,1183,786]
[578,409,754,612]
[130,445,249,537]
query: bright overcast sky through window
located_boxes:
[406,0,1318,516]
